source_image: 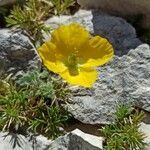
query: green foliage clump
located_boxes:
[0,75,11,96]
[50,0,75,15]
[102,105,146,150]
[0,70,71,139]
[6,0,75,45]
[17,70,70,104]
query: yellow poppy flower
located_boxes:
[38,23,114,87]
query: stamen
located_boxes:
[65,53,79,76]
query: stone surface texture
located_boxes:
[0,132,52,150]
[46,10,141,56]
[67,44,150,124]
[0,0,17,6]
[0,29,41,78]
[77,0,150,28]
[139,122,150,150]
[49,129,103,150]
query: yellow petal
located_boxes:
[60,67,98,87]
[44,60,67,74]
[51,23,90,55]
[38,41,56,62]
[38,42,66,73]
[80,36,114,68]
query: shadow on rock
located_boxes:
[92,10,142,56]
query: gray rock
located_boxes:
[0,29,41,78]
[0,0,25,6]
[0,132,52,150]
[49,129,103,150]
[139,122,150,150]
[0,0,17,6]
[77,0,150,29]
[46,10,141,56]
[67,44,150,124]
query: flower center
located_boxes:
[65,53,79,76]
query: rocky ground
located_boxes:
[0,0,150,150]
